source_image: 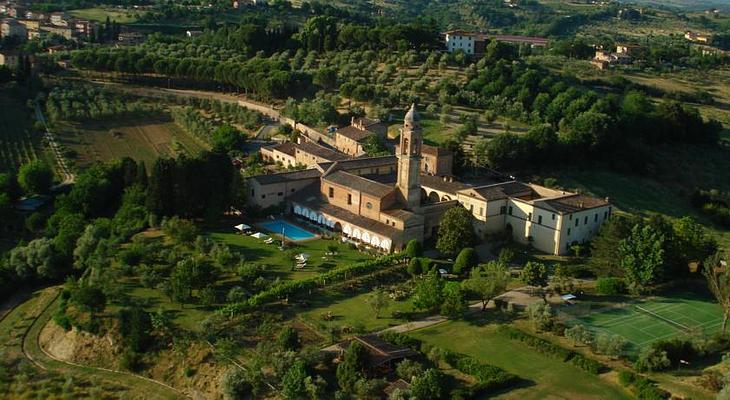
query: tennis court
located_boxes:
[565,294,724,353]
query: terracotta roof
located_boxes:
[250,169,321,185]
[266,142,297,157]
[323,171,393,198]
[336,125,374,142]
[444,30,548,45]
[420,174,471,195]
[351,334,418,367]
[421,144,452,156]
[534,194,610,214]
[381,208,418,221]
[443,29,481,37]
[296,141,350,161]
[460,181,535,201]
[291,191,401,238]
[490,35,549,45]
[353,117,381,128]
[317,155,397,172]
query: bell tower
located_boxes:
[397,104,422,210]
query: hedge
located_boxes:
[569,353,606,374]
[500,326,572,361]
[595,277,626,295]
[442,350,520,393]
[617,371,670,400]
[218,252,405,316]
[500,327,607,374]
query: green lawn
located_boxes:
[299,289,417,334]
[208,229,374,281]
[70,7,144,24]
[411,321,631,400]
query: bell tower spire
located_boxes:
[396,104,422,210]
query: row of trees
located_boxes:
[146,151,235,219]
[45,83,160,123]
[70,49,312,100]
[169,96,262,131]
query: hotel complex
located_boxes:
[249,105,611,255]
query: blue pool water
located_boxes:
[259,220,317,241]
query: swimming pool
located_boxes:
[259,220,317,241]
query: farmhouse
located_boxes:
[685,31,710,44]
[1,18,25,39]
[591,45,636,69]
[334,116,388,156]
[0,50,19,68]
[50,12,69,27]
[444,30,548,55]
[261,140,351,168]
[330,334,418,376]
[248,105,611,255]
[39,24,72,40]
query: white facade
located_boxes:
[445,32,476,55]
[424,180,612,256]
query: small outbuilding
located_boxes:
[332,334,418,377]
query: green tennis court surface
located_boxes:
[567,294,724,353]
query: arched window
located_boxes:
[403,138,409,154]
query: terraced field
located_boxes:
[0,95,41,172]
[56,115,208,168]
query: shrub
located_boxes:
[651,338,697,367]
[405,239,422,258]
[53,311,72,331]
[635,348,671,372]
[379,331,422,351]
[569,354,606,374]
[632,376,670,400]
[411,369,448,400]
[618,371,670,400]
[278,326,300,351]
[119,350,142,371]
[501,327,572,361]
[617,370,636,386]
[595,277,626,295]
[407,257,422,276]
[453,247,478,274]
[452,354,519,391]
[497,247,515,264]
[396,359,424,382]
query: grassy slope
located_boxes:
[299,290,416,333]
[56,115,207,169]
[209,230,374,281]
[550,142,730,250]
[411,320,631,400]
[116,228,375,332]
[70,8,144,24]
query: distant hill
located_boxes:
[618,0,730,12]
